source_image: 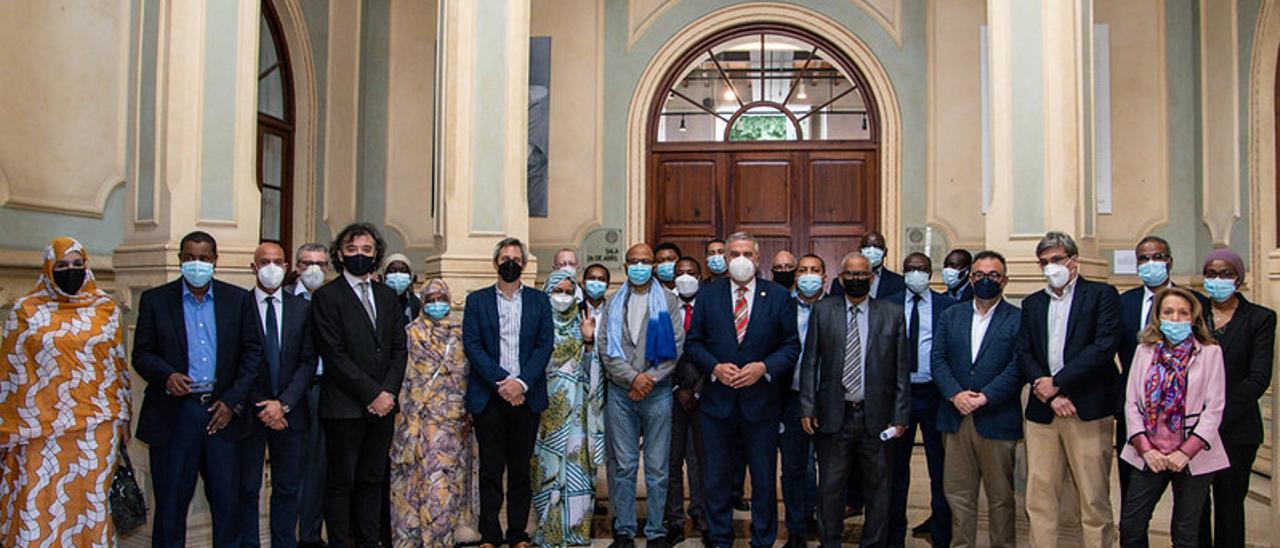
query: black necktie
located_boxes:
[265,296,281,394]
[908,294,921,372]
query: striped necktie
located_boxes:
[842,304,863,402]
[734,286,749,342]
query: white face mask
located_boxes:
[1043,263,1071,289]
[728,256,756,283]
[550,292,576,313]
[674,274,700,298]
[300,265,325,291]
[257,263,285,290]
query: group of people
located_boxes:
[0,223,1272,548]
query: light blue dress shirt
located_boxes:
[905,290,934,384]
[791,293,814,391]
[182,283,218,392]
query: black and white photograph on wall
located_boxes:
[528,36,551,217]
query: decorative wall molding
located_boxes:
[626,0,904,51]
[1199,0,1242,247]
[321,0,363,235]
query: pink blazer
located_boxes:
[1121,341,1230,475]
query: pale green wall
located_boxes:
[301,0,331,243]
[357,0,395,253]
[1010,0,1045,235]
[470,0,511,233]
[199,0,243,221]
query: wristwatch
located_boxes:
[280,404,291,414]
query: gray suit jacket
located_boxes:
[798,295,910,434]
[597,285,685,388]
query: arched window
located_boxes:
[655,28,876,143]
[258,0,294,250]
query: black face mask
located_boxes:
[974,278,1003,300]
[342,253,376,277]
[53,268,87,295]
[772,269,796,289]
[842,277,871,298]
[498,259,523,283]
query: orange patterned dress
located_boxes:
[0,237,131,547]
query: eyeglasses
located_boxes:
[970,271,1004,282]
[1036,254,1074,268]
[1203,268,1238,280]
[1136,253,1170,263]
[625,258,654,266]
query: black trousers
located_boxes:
[1116,415,1138,500]
[815,404,890,548]
[323,415,395,548]
[474,399,540,545]
[1198,443,1259,548]
[1119,467,1212,548]
[665,397,708,530]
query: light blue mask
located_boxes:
[1160,320,1192,344]
[707,254,727,275]
[861,246,885,268]
[904,270,931,295]
[1204,277,1236,302]
[424,302,451,320]
[656,261,676,282]
[584,279,608,300]
[796,274,824,297]
[181,260,214,288]
[941,267,966,290]
[385,272,412,294]
[1137,261,1169,288]
[627,264,653,286]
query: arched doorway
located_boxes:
[258,0,295,251]
[647,24,880,271]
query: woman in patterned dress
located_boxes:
[0,236,132,546]
[531,270,606,546]
[389,279,474,547]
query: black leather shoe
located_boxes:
[912,518,934,538]
[608,535,635,548]
[664,528,686,545]
[783,535,808,548]
[648,538,672,548]
[733,498,750,512]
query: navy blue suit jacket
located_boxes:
[685,277,801,422]
[931,300,1024,440]
[247,290,318,432]
[131,279,263,444]
[827,267,906,299]
[1017,277,1121,423]
[885,289,956,373]
[946,282,974,303]
[462,285,554,414]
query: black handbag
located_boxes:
[109,448,147,535]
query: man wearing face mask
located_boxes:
[885,253,956,547]
[931,251,1024,548]
[132,230,263,546]
[1018,231,1121,548]
[778,253,826,547]
[828,231,905,299]
[942,249,974,303]
[239,240,319,547]
[704,238,729,283]
[311,223,409,547]
[666,256,710,544]
[283,242,331,548]
[686,232,800,548]
[462,237,554,548]
[381,253,421,322]
[771,250,798,292]
[655,242,682,294]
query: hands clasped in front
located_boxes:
[712,361,767,389]
[496,378,526,407]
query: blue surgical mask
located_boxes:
[796,274,824,297]
[861,246,885,269]
[627,264,653,286]
[1137,261,1169,288]
[656,261,676,282]
[1204,277,1236,302]
[707,254,727,275]
[424,301,451,320]
[1159,320,1193,344]
[942,267,966,289]
[181,260,215,288]
[904,270,931,295]
[584,279,607,300]
[384,272,412,294]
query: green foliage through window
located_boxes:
[729,115,789,141]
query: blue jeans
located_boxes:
[779,390,818,536]
[606,380,673,540]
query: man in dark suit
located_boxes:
[284,241,331,548]
[685,232,800,548]
[311,223,408,547]
[885,253,956,547]
[462,237,554,548]
[942,248,974,302]
[828,231,905,299]
[132,230,263,546]
[1018,231,1121,548]
[778,253,826,548]
[239,240,318,547]
[665,256,709,545]
[931,250,1023,548]
[800,251,910,548]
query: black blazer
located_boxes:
[827,267,906,299]
[799,296,910,434]
[462,285,554,414]
[947,282,974,303]
[1209,293,1276,446]
[1017,276,1121,423]
[132,279,263,444]
[311,276,408,419]
[247,290,318,432]
[1117,284,1211,409]
[672,299,703,394]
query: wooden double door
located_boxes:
[648,147,879,274]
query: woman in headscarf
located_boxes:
[389,279,474,547]
[531,270,605,546]
[0,237,132,546]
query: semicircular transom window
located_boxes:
[657,30,873,143]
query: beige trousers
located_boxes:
[943,416,1019,548]
[1025,416,1116,548]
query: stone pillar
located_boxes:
[423,0,537,305]
[985,0,1104,295]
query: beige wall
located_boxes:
[926,0,985,250]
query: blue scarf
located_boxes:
[605,279,678,366]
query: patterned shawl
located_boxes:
[1143,338,1194,434]
[0,237,130,449]
[406,279,464,400]
[542,270,605,465]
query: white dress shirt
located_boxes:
[343,270,377,318]
[254,287,284,339]
[1045,277,1078,375]
[971,301,998,363]
[496,284,527,391]
[729,277,757,315]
